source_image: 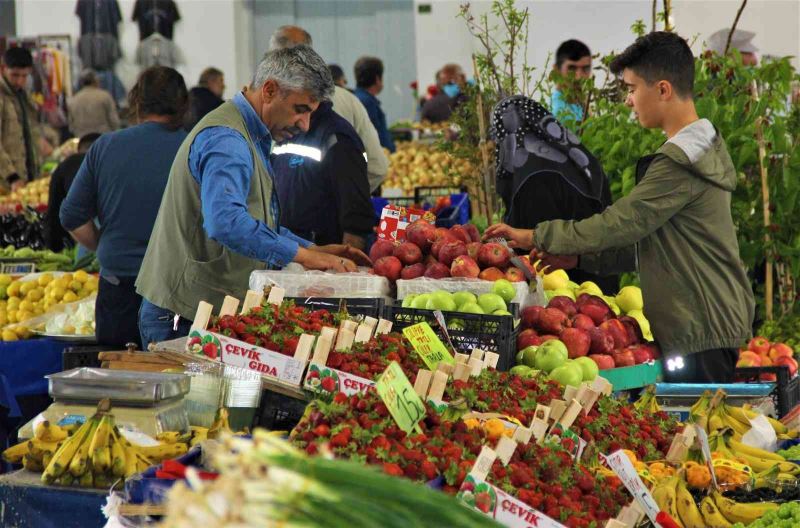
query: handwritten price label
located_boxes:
[603,450,661,525]
[376,361,426,434]
[402,322,455,370]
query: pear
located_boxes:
[616,286,643,314]
[627,309,654,341]
[542,269,569,291]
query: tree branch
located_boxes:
[724,0,749,56]
[651,0,657,32]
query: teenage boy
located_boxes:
[485,32,754,383]
[550,39,592,125]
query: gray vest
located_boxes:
[135,100,275,317]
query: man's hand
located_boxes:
[482,223,534,250]
[295,247,357,272]
[312,244,372,267]
[530,248,578,273]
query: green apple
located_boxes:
[573,356,600,381]
[549,363,583,387]
[492,279,516,303]
[402,294,418,308]
[492,309,512,316]
[520,345,539,368]
[448,318,465,331]
[533,340,568,373]
[510,365,533,377]
[411,294,431,310]
[459,302,485,315]
[453,291,477,307]
[478,293,506,314]
[516,350,525,364]
[427,291,456,312]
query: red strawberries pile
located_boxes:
[517,294,661,371]
[370,220,531,283]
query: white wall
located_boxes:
[15,0,254,100]
[413,0,800,96]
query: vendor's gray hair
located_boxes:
[269,25,312,51]
[251,45,333,102]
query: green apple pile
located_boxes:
[400,279,516,316]
[541,269,652,341]
[511,339,599,387]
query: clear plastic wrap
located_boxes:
[249,267,391,299]
[397,277,531,305]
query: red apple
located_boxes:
[748,337,771,356]
[773,355,798,377]
[517,329,542,351]
[373,256,402,282]
[517,257,536,277]
[628,346,651,365]
[577,296,612,325]
[638,343,661,360]
[400,263,426,280]
[600,319,630,349]
[537,308,570,335]
[466,242,483,261]
[505,268,525,282]
[434,227,451,240]
[369,239,395,262]
[736,350,762,367]
[761,355,774,367]
[464,223,481,243]
[424,262,451,279]
[392,242,423,265]
[612,348,636,367]
[589,327,614,355]
[617,315,644,345]
[431,235,456,259]
[479,267,506,281]
[451,255,480,278]
[769,343,794,363]
[539,335,559,343]
[423,254,437,267]
[760,373,778,382]
[560,328,591,358]
[405,220,436,252]
[548,296,577,317]
[571,314,596,332]
[477,243,511,269]
[438,240,468,267]
[521,306,544,329]
[449,225,472,243]
[589,354,615,370]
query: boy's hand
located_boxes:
[482,223,534,250]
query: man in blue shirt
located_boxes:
[135,45,370,347]
[550,39,592,127]
[354,56,395,153]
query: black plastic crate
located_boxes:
[62,345,106,371]
[287,297,385,319]
[735,366,800,418]
[253,388,310,432]
[383,305,516,371]
[413,185,468,205]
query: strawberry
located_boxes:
[382,463,403,477]
[320,376,336,392]
[312,424,330,437]
[202,342,218,359]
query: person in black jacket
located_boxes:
[184,67,225,131]
[492,96,620,293]
[44,133,101,252]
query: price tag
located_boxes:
[402,322,455,370]
[376,361,426,434]
[693,424,719,490]
[603,450,661,526]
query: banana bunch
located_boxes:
[689,390,713,424]
[633,385,661,414]
[2,420,75,471]
[708,430,800,479]
[652,473,683,526]
[710,492,779,525]
[675,476,705,528]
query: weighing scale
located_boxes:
[18,368,191,440]
[655,382,776,422]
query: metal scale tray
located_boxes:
[47,368,190,406]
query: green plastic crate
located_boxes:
[600,360,664,392]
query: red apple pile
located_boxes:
[370,219,535,284]
[518,294,661,372]
[736,337,797,381]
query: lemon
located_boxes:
[14,326,30,339]
[77,325,93,335]
[18,300,33,313]
[50,286,66,300]
[7,296,20,309]
[16,310,33,322]
[0,274,12,286]
[19,281,36,295]
[7,281,21,297]
[6,311,17,323]
[56,277,71,289]
[73,270,89,283]
[62,273,73,283]
[69,280,83,293]
[37,273,53,286]
[0,313,6,326]
[62,325,76,335]
[33,307,43,316]
[84,281,98,293]
[26,288,43,302]
[63,291,78,303]
[1,329,18,341]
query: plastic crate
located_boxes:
[253,388,310,432]
[414,186,468,204]
[735,366,800,418]
[383,305,516,371]
[287,297,385,319]
[371,196,417,219]
[433,193,470,228]
[62,345,106,370]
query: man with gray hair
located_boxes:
[67,68,120,138]
[269,25,388,191]
[135,45,370,347]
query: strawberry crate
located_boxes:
[287,297,385,319]
[735,366,800,418]
[382,305,516,371]
[253,387,310,432]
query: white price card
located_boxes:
[603,450,661,526]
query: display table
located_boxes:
[0,338,67,418]
[0,470,107,528]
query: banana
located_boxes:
[109,430,127,478]
[689,390,712,421]
[740,404,787,434]
[708,413,725,434]
[34,420,68,443]
[69,418,99,477]
[754,465,780,488]
[208,408,231,439]
[652,474,683,527]
[135,442,188,461]
[712,491,779,524]
[89,415,112,473]
[42,450,53,468]
[718,409,750,437]
[78,471,93,488]
[55,472,74,486]
[22,453,43,472]
[115,427,139,478]
[155,431,192,444]
[675,478,704,528]
[27,439,61,461]
[729,437,786,462]
[2,441,29,463]
[42,417,95,483]
[698,496,732,527]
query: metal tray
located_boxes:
[47,368,190,405]
[32,330,97,343]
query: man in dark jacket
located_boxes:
[185,67,224,131]
[486,32,755,383]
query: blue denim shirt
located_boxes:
[354,87,395,153]
[188,92,312,267]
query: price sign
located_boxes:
[693,424,719,490]
[376,361,426,434]
[603,450,661,526]
[402,322,455,370]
